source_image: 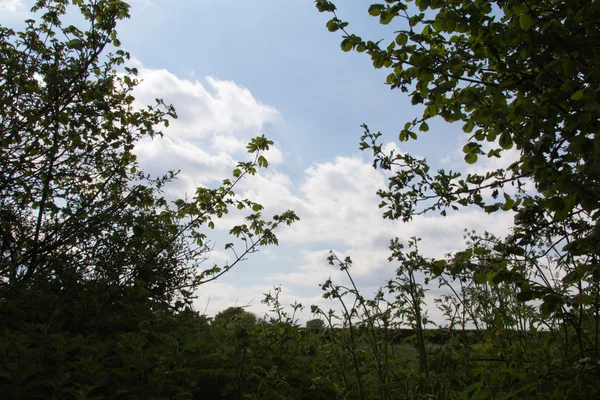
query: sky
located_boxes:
[1,0,517,325]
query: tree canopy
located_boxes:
[316,0,600,317]
[213,306,257,328]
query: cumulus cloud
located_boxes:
[133,69,279,138]
[0,0,25,14]
[219,149,517,326]
[232,153,516,325]
[129,0,156,7]
[281,156,390,247]
[128,62,518,326]
[237,152,514,257]
[268,249,343,288]
[130,63,281,191]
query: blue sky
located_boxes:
[1,0,517,324]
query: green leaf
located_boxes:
[432,18,444,32]
[571,90,584,100]
[548,196,566,212]
[519,13,533,31]
[499,131,513,150]
[517,290,534,302]
[340,38,353,52]
[462,121,474,133]
[463,142,479,153]
[484,204,500,213]
[326,19,339,32]
[257,155,269,168]
[380,11,394,25]
[416,0,430,12]
[465,153,477,164]
[444,19,456,32]
[575,294,594,305]
[562,269,580,284]
[66,39,83,50]
[373,56,385,69]
[502,193,515,211]
[395,33,408,46]
[449,335,459,347]
[368,4,384,16]
[316,0,336,12]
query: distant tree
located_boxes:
[306,318,325,330]
[213,306,257,328]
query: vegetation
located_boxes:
[1,0,599,399]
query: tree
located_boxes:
[316,0,599,327]
[0,2,297,397]
[213,306,257,328]
[316,0,600,396]
[306,318,325,330]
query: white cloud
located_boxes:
[127,62,518,326]
[133,69,279,138]
[129,0,155,7]
[0,0,24,14]
[237,153,513,256]
[211,135,247,154]
[130,63,282,190]
[263,145,283,165]
[268,249,342,288]
[280,156,390,247]
[231,153,516,317]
